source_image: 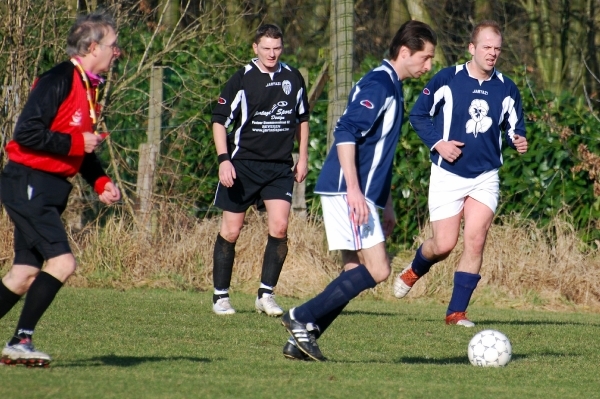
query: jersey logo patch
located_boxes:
[282,80,292,95]
[465,99,492,138]
[218,97,227,105]
[360,100,374,109]
[423,88,430,95]
[70,109,82,126]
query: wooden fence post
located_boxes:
[136,65,163,234]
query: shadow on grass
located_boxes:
[464,319,600,327]
[331,353,532,365]
[412,318,600,327]
[340,310,399,317]
[57,355,211,368]
[396,353,530,365]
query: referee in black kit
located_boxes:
[209,24,310,317]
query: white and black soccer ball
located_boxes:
[467,329,512,367]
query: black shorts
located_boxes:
[213,159,294,213]
[0,162,73,267]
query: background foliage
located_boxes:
[0,0,599,250]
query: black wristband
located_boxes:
[217,153,231,164]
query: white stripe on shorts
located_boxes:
[320,195,385,251]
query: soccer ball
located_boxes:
[467,329,512,367]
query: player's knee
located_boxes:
[433,239,457,257]
[58,259,77,280]
[220,228,242,243]
[44,254,77,282]
[268,221,288,238]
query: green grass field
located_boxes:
[1,288,599,399]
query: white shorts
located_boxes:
[428,164,499,221]
[320,195,385,251]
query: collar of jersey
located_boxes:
[464,61,497,82]
[251,58,282,74]
[382,59,400,82]
[73,57,105,87]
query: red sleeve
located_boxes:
[93,176,111,195]
[68,133,85,156]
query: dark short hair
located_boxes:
[66,11,117,57]
[254,24,283,45]
[470,20,502,45]
[389,20,437,60]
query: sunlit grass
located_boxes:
[0,289,599,398]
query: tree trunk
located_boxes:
[473,0,493,21]
[158,0,180,30]
[389,0,409,37]
[405,0,447,65]
[225,0,245,39]
[264,0,287,16]
[327,0,353,151]
[64,0,78,17]
[584,0,599,94]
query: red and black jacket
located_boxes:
[6,61,111,194]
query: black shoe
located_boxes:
[282,341,310,361]
[281,309,326,361]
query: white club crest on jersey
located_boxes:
[70,109,82,126]
[282,80,292,95]
[465,99,492,138]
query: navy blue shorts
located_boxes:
[0,162,73,267]
[213,159,294,213]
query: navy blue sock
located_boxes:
[411,245,436,276]
[293,265,376,324]
[315,302,348,336]
[314,270,348,336]
[447,271,481,316]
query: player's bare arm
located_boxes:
[293,121,309,183]
[337,143,369,226]
[433,140,465,163]
[213,122,236,187]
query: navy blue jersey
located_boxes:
[315,60,404,208]
[409,63,526,178]
[211,59,309,163]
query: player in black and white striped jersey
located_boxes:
[210,24,310,317]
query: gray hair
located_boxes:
[66,11,116,57]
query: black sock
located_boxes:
[0,281,22,320]
[213,233,236,303]
[212,293,230,303]
[9,272,63,345]
[260,235,288,289]
[257,287,273,298]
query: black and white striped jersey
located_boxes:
[211,59,309,163]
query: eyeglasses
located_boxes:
[99,41,120,52]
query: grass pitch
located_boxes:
[0,288,599,398]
